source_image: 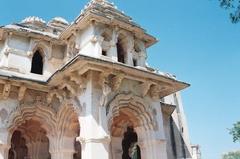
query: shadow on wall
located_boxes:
[169,117,192,159]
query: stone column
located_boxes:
[0,129,10,159]
[49,136,75,159]
[138,40,147,67]
[108,29,118,61]
[136,127,156,159]
[78,109,111,159]
[77,71,111,159]
[91,35,104,58]
[0,144,9,159]
[123,35,134,65]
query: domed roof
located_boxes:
[21,16,46,25]
[48,17,69,25]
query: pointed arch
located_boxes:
[31,49,44,74]
[107,94,155,136]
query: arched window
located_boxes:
[31,50,43,75]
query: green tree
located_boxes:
[222,151,240,159]
[229,121,240,143]
[219,0,240,23]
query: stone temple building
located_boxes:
[0,0,199,159]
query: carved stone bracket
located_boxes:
[2,83,11,100]
[111,73,125,91]
[140,81,153,97]
[149,84,170,100]
[47,89,66,104]
[150,85,161,100]
[18,85,27,101]
[48,74,87,105]
[99,71,125,107]
[99,72,112,107]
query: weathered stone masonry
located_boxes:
[0,0,200,159]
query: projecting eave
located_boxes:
[0,54,189,98]
[48,54,190,98]
[1,24,59,40]
[60,11,157,48]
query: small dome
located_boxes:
[21,16,46,25]
[48,17,69,25]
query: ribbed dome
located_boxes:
[21,16,46,25]
[48,17,69,26]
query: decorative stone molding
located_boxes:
[77,136,111,144]
[27,39,51,59]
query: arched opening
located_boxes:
[117,34,126,63]
[108,95,154,159]
[122,126,141,159]
[8,120,50,159]
[8,131,28,159]
[110,111,142,159]
[101,30,112,57]
[31,50,43,75]
[57,105,81,159]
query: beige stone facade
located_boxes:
[0,0,199,159]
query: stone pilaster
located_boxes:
[77,71,111,159]
[0,129,10,159]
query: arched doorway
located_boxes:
[107,94,154,159]
[7,104,82,159]
[122,126,141,159]
[8,120,50,159]
[110,113,141,159]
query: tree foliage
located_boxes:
[222,151,240,159]
[229,121,240,143]
[219,0,240,23]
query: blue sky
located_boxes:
[0,0,240,158]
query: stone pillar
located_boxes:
[91,35,104,58]
[49,136,75,159]
[108,29,118,61]
[136,101,168,159]
[136,127,156,159]
[123,35,134,65]
[0,129,10,159]
[138,41,147,67]
[151,101,168,159]
[139,51,146,67]
[79,109,111,159]
[0,145,9,159]
[77,71,110,159]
